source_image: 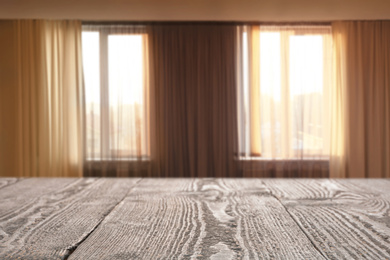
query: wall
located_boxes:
[0,21,19,176]
[0,0,390,21]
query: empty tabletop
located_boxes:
[1,178,390,259]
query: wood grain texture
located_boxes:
[69,178,324,259]
[263,179,390,259]
[0,178,19,190]
[2,178,390,259]
[0,178,140,259]
[0,178,79,218]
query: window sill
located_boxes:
[83,158,152,177]
[237,156,329,161]
[85,157,150,162]
[237,157,329,175]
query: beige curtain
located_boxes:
[14,20,83,177]
[237,25,332,177]
[331,21,390,178]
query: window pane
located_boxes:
[290,35,324,154]
[260,32,281,100]
[108,35,147,157]
[82,32,101,159]
[259,32,282,158]
[240,26,331,159]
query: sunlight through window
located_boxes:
[82,31,149,160]
[240,26,331,159]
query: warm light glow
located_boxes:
[108,35,144,106]
[82,32,100,104]
[82,31,101,157]
[260,32,282,101]
[290,35,323,96]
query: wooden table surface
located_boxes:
[1,178,390,259]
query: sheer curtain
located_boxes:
[331,21,390,178]
[14,20,83,177]
[237,25,332,177]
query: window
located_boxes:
[239,26,331,159]
[82,26,149,160]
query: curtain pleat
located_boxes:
[148,25,239,177]
[331,21,390,178]
[13,20,83,177]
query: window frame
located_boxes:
[82,25,150,161]
[238,25,332,160]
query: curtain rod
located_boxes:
[82,21,332,26]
